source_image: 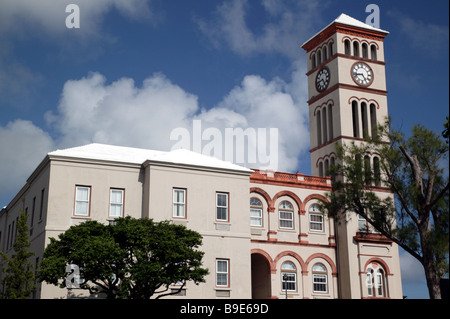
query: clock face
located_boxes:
[352,62,373,86]
[316,67,330,92]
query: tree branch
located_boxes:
[155,282,186,299]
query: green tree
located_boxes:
[325,118,449,299]
[0,210,36,299]
[37,217,208,299]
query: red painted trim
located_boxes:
[273,190,303,215]
[274,251,307,275]
[251,248,276,274]
[363,257,392,276]
[307,83,387,105]
[250,187,274,212]
[305,253,338,276]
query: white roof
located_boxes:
[49,143,253,173]
[302,13,389,47]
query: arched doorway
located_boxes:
[251,253,272,299]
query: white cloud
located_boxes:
[0,120,55,202]
[197,0,323,58]
[43,69,308,173]
[45,72,199,150]
[0,0,156,37]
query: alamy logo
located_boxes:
[65,264,83,288]
[170,120,279,171]
[65,4,80,29]
[365,4,380,29]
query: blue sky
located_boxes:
[0,0,448,299]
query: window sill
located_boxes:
[71,215,91,219]
[278,228,296,232]
[215,222,231,231]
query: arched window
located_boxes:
[316,109,322,146]
[362,43,368,58]
[367,264,386,297]
[318,161,324,177]
[317,49,322,65]
[328,104,333,140]
[311,53,316,69]
[279,201,294,229]
[323,46,328,61]
[353,41,360,57]
[352,101,360,138]
[250,197,263,227]
[370,103,377,138]
[364,155,372,185]
[329,42,333,57]
[309,204,324,231]
[322,106,328,143]
[312,263,328,292]
[281,261,297,291]
[324,159,330,177]
[344,39,351,55]
[370,44,377,60]
[373,157,381,186]
[361,102,369,138]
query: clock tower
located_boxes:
[302,13,390,178]
[302,14,403,299]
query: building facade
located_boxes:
[0,14,403,299]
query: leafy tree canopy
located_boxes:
[37,217,208,299]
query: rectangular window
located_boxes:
[358,214,367,232]
[367,272,373,296]
[309,214,324,231]
[173,188,186,218]
[376,272,384,296]
[74,186,90,216]
[279,211,293,229]
[282,273,297,291]
[109,189,124,218]
[313,274,327,292]
[216,193,229,222]
[250,208,262,227]
[216,259,229,287]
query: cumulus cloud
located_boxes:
[0,120,55,204]
[42,69,308,173]
[45,72,199,150]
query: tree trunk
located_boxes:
[420,229,442,299]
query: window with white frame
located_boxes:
[109,189,124,218]
[281,261,297,291]
[250,198,263,227]
[216,259,229,287]
[279,201,294,229]
[309,204,324,231]
[74,186,90,216]
[173,188,186,218]
[216,193,229,222]
[312,263,328,292]
[367,266,386,297]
